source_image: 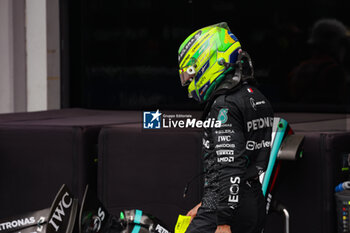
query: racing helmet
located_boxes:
[178,22,242,102]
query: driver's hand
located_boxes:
[186,202,202,222]
[215,225,231,233]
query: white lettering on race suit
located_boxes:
[203,139,210,149]
[0,217,35,231]
[228,176,241,209]
[246,117,274,132]
[215,144,235,149]
[257,100,266,105]
[216,150,234,156]
[215,129,235,134]
[218,135,231,142]
[246,140,271,151]
[49,192,73,231]
[155,224,170,233]
[250,98,266,111]
[217,156,235,163]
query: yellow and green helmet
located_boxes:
[178,22,241,102]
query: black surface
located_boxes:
[0,109,142,219]
[98,124,203,229]
[62,0,350,112]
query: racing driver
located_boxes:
[178,22,274,233]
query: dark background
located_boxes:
[60,0,350,112]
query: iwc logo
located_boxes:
[217,108,228,124]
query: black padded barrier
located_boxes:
[0,108,110,124]
[0,109,142,219]
[98,123,203,229]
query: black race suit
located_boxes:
[186,83,273,233]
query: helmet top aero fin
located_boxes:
[178,22,241,102]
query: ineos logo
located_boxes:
[228,176,240,208]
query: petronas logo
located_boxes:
[218,108,228,124]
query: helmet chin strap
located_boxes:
[202,50,254,102]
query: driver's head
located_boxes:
[178,22,241,102]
